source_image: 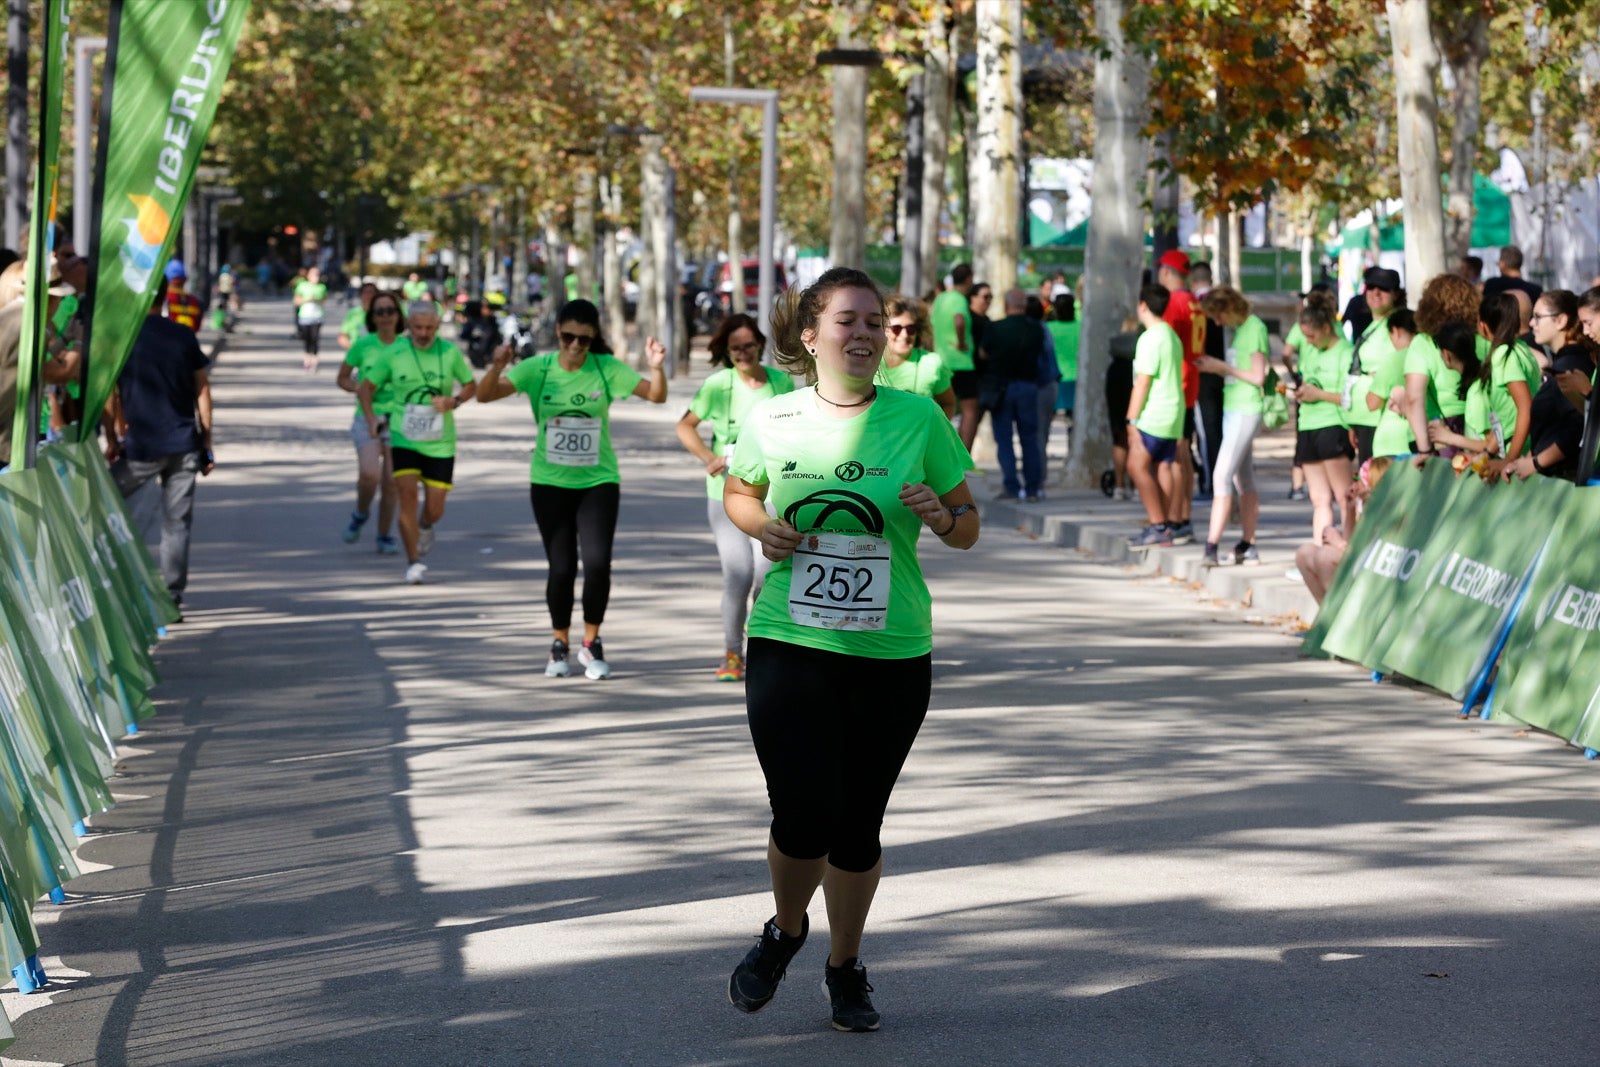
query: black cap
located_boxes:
[1364,267,1402,291]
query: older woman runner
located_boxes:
[676,313,794,681]
[722,267,978,1033]
[357,302,476,583]
[478,300,668,679]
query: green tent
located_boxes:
[1340,174,1511,252]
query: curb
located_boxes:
[983,496,1321,622]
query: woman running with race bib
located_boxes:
[676,313,794,682]
[477,300,668,680]
[721,267,978,1034]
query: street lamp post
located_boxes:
[73,35,106,254]
[689,87,778,342]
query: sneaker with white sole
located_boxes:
[578,639,610,680]
[1170,521,1195,546]
[545,639,570,678]
[823,957,881,1032]
[1233,541,1260,566]
[1128,523,1174,551]
[404,562,426,585]
[417,523,435,557]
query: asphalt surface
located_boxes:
[6,298,1600,1067]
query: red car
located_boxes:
[718,260,787,310]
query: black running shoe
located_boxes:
[728,914,808,1013]
[823,957,880,1032]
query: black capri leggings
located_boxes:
[301,322,322,356]
[530,481,621,629]
[745,637,931,873]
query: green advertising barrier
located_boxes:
[1490,488,1600,748]
[56,441,180,632]
[1305,459,1464,666]
[1373,475,1566,699]
[39,441,176,649]
[26,467,157,731]
[0,471,133,745]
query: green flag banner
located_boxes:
[43,441,177,633]
[1492,488,1600,748]
[0,470,128,747]
[7,0,69,469]
[76,0,249,440]
[1307,459,1464,667]
[1374,475,1566,698]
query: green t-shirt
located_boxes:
[875,348,952,399]
[1371,336,1417,456]
[294,281,327,323]
[359,338,474,458]
[401,280,429,302]
[930,289,975,372]
[1223,315,1269,414]
[339,306,368,345]
[1046,320,1079,382]
[345,333,409,419]
[1297,336,1353,432]
[688,365,795,499]
[1403,333,1466,421]
[1132,321,1185,440]
[729,388,974,659]
[1284,322,1318,364]
[1484,342,1539,457]
[1345,314,1395,429]
[1464,379,1491,441]
[505,352,644,488]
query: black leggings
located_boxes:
[745,637,931,873]
[530,482,621,629]
[301,322,321,356]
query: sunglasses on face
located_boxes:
[373,307,399,316]
[886,323,915,336]
[728,342,761,355]
[560,331,595,347]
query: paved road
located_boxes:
[7,301,1600,1066]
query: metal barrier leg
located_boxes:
[12,961,36,994]
[28,955,46,987]
[1370,671,1384,683]
[72,820,87,838]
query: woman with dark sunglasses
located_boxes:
[874,294,956,417]
[341,291,408,553]
[676,313,795,682]
[478,299,668,679]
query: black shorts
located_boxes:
[950,369,980,401]
[1295,425,1355,465]
[390,446,455,489]
[1182,407,1196,441]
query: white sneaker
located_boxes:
[417,524,435,557]
[578,639,611,680]
[545,639,570,678]
[404,562,427,585]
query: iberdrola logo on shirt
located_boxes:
[784,490,885,537]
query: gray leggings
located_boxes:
[1213,410,1261,496]
[709,496,771,652]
